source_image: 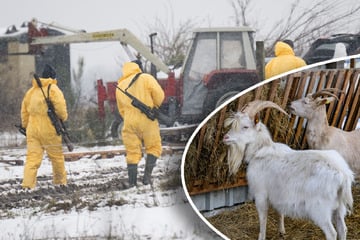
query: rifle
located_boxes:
[114,83,158,121]
[15,124,26,136]
[34,74,74,152]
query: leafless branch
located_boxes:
[144,3,198,68]
[230,0,360,56]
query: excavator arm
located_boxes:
[30,28,169,73]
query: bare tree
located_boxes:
[0,64,29,131]
[70,56,85,114]
[144,4,199,69]
[230,0,252,27]
[230,0,360,56]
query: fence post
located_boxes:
[256,41,265,80]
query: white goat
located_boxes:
[223,100,354,240]
[289,88,360,174]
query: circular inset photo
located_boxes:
[181,57,360,240]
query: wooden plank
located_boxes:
[196,125,207,160]
[254,84,263,100]
[328,69,346,127]
[285,73,301,146]
[327,70,344,123]
[334,69,353,128]
[189,177,247,196]
[307,70,319,94]
[273,75,294,141]
[316,70,328,91]
[236,95,247,111]
[264,80,280,124]
[0,160,23,166]
[210,107,227,160]
[325,70,336,89]
[345,70,360,130]
[292,73,308,149]
[300,71,319,148]
[64,144,185,162]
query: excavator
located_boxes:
[25,19,260,140]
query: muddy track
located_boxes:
[0,164,180,219]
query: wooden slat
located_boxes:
[300,71,319,148]
[316,70,328,91]
[0,160,23,166]
[254,84,263,100]
[293,72,309,149]
[188,177,247,195]
[264,80,280,124]
[335,69,353,127]
[273,76,294,141]
[196,125,207,160]
[210,107,227,160]
[346,70,360,130]
[327,70,344,123]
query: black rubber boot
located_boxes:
[127,164,138,188]
[143,154,157,185]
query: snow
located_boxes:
[0,133,219,240]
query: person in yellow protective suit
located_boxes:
[116,61,165,187]
[21,64,68,189]
[265,40,307,79]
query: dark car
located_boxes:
[303,34,360,64]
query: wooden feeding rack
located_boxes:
[185,68,360,196]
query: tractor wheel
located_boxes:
[110,120,123,139]
[110,111,123,139]
[215,91,240,108]
[202,90,240,117]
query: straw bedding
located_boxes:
[207,181,360,239]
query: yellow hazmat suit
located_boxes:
[21,77,68,189]
[265,41,307,79]
[116,62,165,165]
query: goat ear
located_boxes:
[317,98,327,106]
[325,96,336,104]
[254,114,260,125]
[317,96,335,106]
[254,114,262,130]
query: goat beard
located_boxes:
[227,142,245,176]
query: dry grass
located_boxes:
[207,182,360,240]
[184,71,360,239]
[184,84,292,193]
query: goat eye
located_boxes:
[243,126,249,129]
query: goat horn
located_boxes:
[241,100,289,120]
[312,88,343,99]
[312,89,342,100]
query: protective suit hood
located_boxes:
[265,41,306,79]
[275,41,295,57]
[31,77,57,88]
[118,62,142,83]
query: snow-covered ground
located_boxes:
[0,134,220,240]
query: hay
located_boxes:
[184,81,292,193]
[207,182,360,239]
[184,70,360,238]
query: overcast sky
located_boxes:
[1,0,359,96]
[2,0,236,35]
[2,0,359,40]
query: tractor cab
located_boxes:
[177,27,259,123]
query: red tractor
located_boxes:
[29,25,260,139]
[95,28,260,138]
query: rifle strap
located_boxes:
[125,73,142,91]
